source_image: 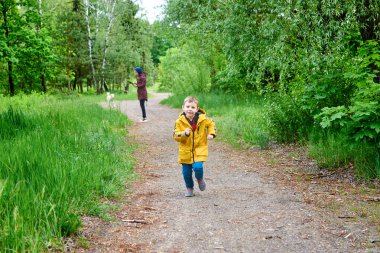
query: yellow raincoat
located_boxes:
[173,108,216,164]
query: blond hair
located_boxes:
[183,96,199,105]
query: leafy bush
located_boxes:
[211,68,249,94]
[303,71,356,115]
[316,40,380,148]
[266,95,313,143]
[158,43,211,93]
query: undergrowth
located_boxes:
[0,93,136,251]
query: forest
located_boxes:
[159,0,380,180]
[0,0,379,251]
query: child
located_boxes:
[173,96,216,197]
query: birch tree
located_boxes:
[37,0,47,93]
[84,0,97,89]
[100,0,116,92]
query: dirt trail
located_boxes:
[81,93,370,252]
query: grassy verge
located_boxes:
[308,130,380,180]
[0,92,136,251]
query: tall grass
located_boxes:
[308,130,380,180]
[264,95,313,144]
[0,93,135,251]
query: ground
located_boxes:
[75,93,379,253]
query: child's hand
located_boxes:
[207,134,214,140]
[185,128,191,136]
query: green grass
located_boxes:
[0,92,136,251]
[308,131,354,168]
[308,130,380,180]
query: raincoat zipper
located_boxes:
[192,132,195,163]
[192,119,204,163]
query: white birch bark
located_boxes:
[95,8,99,40]
[84,0,97,90]
[37,0,48,92]
[100,0,116,91]
[38,0,42,17]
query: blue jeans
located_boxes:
[182,162,204,189]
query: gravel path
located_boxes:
[83,93,359,253]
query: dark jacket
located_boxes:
[136,72,147,101]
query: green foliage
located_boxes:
[160,0,380,179]
[158,43,211,93]
[266,95,313,143]
[151,23,173,66]
[316,40,380,147]
[303,71,356,115]
[0,94,135,250]
[211,68,248,94]
[0,0,154,95]
[308,130,357,168]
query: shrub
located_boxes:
[266,95,313,143]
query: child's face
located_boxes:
[182,101,198,119]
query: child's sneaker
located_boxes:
[185,188,193,197]
[140,118,148,122]
[198,179,206,191]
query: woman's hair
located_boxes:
[134,67,143,74]
[183,96,199,105]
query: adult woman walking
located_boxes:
[132,67,148,122]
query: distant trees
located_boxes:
[0,0,154,95]
[160,0,379,93]
[0,0,46,96]
[158,0,380,137]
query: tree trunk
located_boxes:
[73,69,78,91]
[8,60,14,96]
[84,0,97,92]
[2,2,15,96]
[100,0,116,92]
[41,74,47,93]
[66,42,71,91]
[38,0,47,93]
[79,68,83,93]
[95,8,99,39]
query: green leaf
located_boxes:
[369,122,380,134]
[330,111,346,121]
[314,94,325,99]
